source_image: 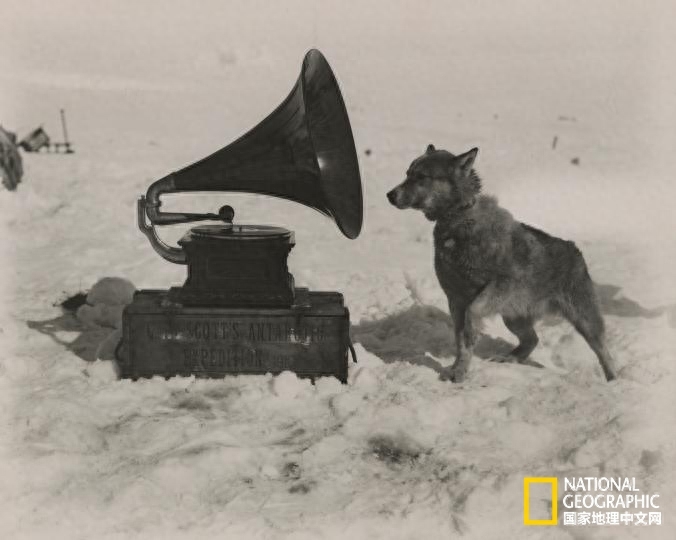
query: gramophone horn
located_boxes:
[142,49,363,242]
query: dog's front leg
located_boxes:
[441,304,475,383]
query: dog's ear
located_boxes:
[455,147,478,175]
[426,144,436,154]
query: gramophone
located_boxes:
[117,50,362,383]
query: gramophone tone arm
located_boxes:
[145,210,221,225]
[137,196,187,265]
[144,174,222,225]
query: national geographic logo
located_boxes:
[524,477,662,527]
[523,478,558,525]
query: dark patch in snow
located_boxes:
[289,480,314,494]
[282,462,301,479]
[174,394,212,411]
[639,449,662,473]
[275,427,306,446]
[203,386,241,400]
[101,413,141,437]
[368,434,422,466]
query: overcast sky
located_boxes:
[3,0,675,164]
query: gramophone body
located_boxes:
[173,225,296,307]
[117,50,362,382]
[119,289,351,382]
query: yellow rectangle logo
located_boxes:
[524,477,558,525]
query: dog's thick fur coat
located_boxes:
[387,145,616,382]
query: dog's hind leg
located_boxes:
[492,316,543,368]
[560,290,617,382]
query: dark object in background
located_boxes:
[571,157,580,166]
[19,109,74,154]
[0,125,23,190]
[119,49,363,382]
[56,108,74,153]
[19,126,51,152]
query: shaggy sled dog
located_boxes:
[387,145,616,383]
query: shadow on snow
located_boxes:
[351,282,669,375]
[25,282,669,371]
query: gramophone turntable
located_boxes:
[117,49,362,382]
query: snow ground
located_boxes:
[2,1,676,538]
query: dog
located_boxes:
[386,145,616,383]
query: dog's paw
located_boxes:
[439,369,453,382]
[440,365,467,383]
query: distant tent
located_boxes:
[0,126,23,191]
[19,126,51,152]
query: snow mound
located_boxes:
[86,277,136,306]
[76,303,125,328]
[271,370,312,400]
[75,277,136,329]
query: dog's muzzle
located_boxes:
[387,187,412,210]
